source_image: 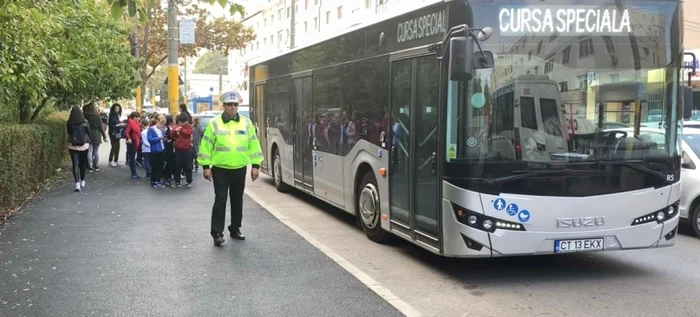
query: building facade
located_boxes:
[228,0,395,104]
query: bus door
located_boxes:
[389,49,441,249]
[254,84,269,172]
[293,74,314,190]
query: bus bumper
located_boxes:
[441,199,680,258]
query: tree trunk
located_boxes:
[30,98,50,122]
[18,97,32,124]
[139,7,151,107]
[140,81,147,106]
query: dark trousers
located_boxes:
[143,153,152,176]
[69,149,88,183]
[174,150,192,184]
[163,152,175,183]
[150,152,165,185]
[211,166,246,238]
[108,135,120,162]
[126,143,138,177]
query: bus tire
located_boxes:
[273,148,289,192]
[357,171,391,243]
[692,204,700,239]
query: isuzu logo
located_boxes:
[556,216,606,228]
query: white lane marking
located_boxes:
[245,189,423,317]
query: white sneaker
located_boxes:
[109,162,117,167]
[80,180,86,188]
[74,182,81,192]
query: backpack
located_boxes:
[69,122,89,146]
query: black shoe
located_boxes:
[213,235,225,246]
[230,229,245,240]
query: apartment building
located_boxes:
[684,0,700,86]
[228,0,394,103]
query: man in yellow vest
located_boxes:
[198,91,264,246]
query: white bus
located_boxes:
[249,0,683,257]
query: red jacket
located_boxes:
[169,123,193,151]
[124,118,141,150]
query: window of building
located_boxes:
[559,82,568,92]
[603,36,615,54]
[365,0,370,8]
[562,45,571,64]
[314,17,318,29]
[304,21,308,32]
[287,7,291,17]
[305,0,309,9]
[326,11,330,24]
[544,54,555,73]
[278,9,282,20]
[579,38,594,58]
[337,6,343,19]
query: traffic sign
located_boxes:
[180,20,195,44]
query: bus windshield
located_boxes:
[445,0,682,195]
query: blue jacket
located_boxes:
[147,126,165,153]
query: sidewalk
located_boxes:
[0,141,402,316]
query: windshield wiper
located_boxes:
[593,160,669,182]
[483,168,595,186]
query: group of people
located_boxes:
[67,92,265,247]
[65,102,204,191]
[108,103,204,188]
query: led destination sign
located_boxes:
[499,7,632,35]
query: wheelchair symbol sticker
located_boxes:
[506,203,519,216]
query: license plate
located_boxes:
[555,238,604,253]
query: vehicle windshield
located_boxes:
[683,134,700,157]
[197,115,216,129]
[445,0,682,196]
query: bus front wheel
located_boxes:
[273,149,289,192]
[357,171,391,243]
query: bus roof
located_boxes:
[250,0,444,67]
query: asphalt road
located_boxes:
[246,174,700,317]
[0,143,402,317]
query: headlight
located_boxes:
[453,203,526,232]
[632,201,679,226]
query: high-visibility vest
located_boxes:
[197,114,264,169]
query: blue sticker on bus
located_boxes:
[493,198,506,211]
[518,210,531,223]
[506,203,519,216]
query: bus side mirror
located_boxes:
[448,36,474,81]
[473,51,494,69]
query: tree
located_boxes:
[129,0,254,105]
[0,0,140,123]
[193,51,228,74]
[107,0,245,21]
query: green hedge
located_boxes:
[0,112,68,219]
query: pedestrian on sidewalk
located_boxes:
[124,111,142,179]
[170,113,194,188]
[199,91,264,246]
[67,105,91,192]
[107,104,125,167]
[141,118,154,179]
[83,102,107,172]
[148,115,167,188]
[191,116,203,173]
